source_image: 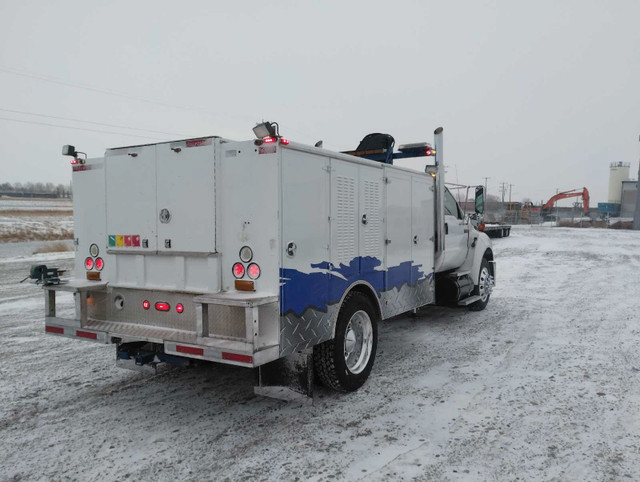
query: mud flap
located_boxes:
[254,348,313,404]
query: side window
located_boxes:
[444,188,462,219]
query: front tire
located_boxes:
[469,258,493,311]
[314,292,378,392]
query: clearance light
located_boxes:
[232,262,245,278]
[142,300,150,310]
[176,303,184,314]
[279,138,290,145]
[247,263,261,279]
[263,137,276,144]
[478,224,486,231]
[95,257,104,271]
[84,257,94,270]
[155,302,170,312]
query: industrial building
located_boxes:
[598,161,638,218]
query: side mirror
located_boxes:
[475,186,485,215]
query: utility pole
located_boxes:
[509,184,514,203]
[482,176,490,197]
[633,135,640,230]
[499,182,508,204]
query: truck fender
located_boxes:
[330,281,382,338]
[470,241,494,286]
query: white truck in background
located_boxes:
[37,125,495,399]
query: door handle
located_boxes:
[413,235,418,244]
[444,222,448,235]
[361,214,368,225]
[286,241,297,257]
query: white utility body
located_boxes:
[43,126,494,396]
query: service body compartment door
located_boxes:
[385,171,412,289]
[411,177,434,283]
[280,151,330,316]
[156,140,216,253]
[105,146,158,251]
[358,166,384,275]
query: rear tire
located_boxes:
[469,258,492,312]
[314,292,378,392]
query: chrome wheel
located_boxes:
[478,266,494,302]
[343,310,373,374]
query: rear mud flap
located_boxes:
[254,349,313,404]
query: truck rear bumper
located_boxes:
[43,282,280,368]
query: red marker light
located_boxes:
[247,263,261,279]
[84,257,94,270]
[232,262,245,278]
[176,303,184,314]
[95,257,104,271]
[142,300,150,310]
[426,149,432,156]
[155,302,170,312]
[263,137,276,143]
[279,138,290,145]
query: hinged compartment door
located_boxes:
[156,140,216,253]
[105,146,158,251]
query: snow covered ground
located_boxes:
[1,226,640,481]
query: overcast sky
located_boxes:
[1,0,639,205]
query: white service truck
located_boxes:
[39,125,494,398]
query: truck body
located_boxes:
[42,127,494,395]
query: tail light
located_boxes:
[232,262,245,278]
[95,257,104,271]
[176,303,184,314]
[142,300,150,310]
[247,263,261,279]
[155,302,170,312]
[84,257,94,270]
[279,138,290,145]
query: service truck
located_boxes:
[37,125,495,399]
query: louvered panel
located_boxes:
[335,175,357,263]
[363,179,381,258]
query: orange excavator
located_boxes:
[541,187,590,215]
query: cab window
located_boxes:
[444,188,462,219]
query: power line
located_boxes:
[0,116,169,140]
[0,107,188,137]
[0,65,218,117]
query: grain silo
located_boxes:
[608,162,630,203]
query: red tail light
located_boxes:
[84,257,94,270]
[176,303,184,314]
[247,263,260,279]
[232,262,245,278]
[142,300,150,310]
[155,302,170,312]
[95,257,104,271]
[478,224,486,231]
[279,138,290,145]
[263,137,276,143]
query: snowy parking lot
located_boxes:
[1,226,640,481]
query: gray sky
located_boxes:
[1,0,639,206]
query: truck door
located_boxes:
[441,187,469,271]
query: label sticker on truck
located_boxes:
[109,234,142,248]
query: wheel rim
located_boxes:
[343,310,373,374]
[478,267,494,302]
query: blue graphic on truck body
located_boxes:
[280,256,426,316]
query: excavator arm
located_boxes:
[541,188,590,214]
